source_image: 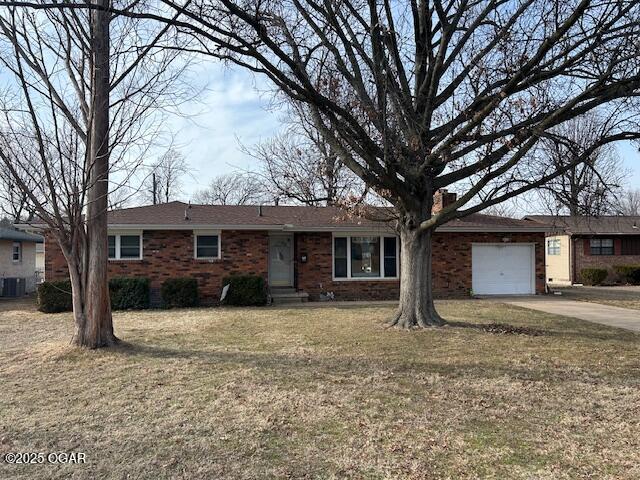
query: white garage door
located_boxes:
[472,244,535,295]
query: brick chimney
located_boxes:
[432,189,457,213]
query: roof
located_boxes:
[105,201,547,233]
[0,226,43,243]
[526,215,640,235]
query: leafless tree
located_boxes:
[0,158,39,221]
[193,172,269,205]
[8,0,640,328]
[143,148,190,204]
[532,115,630,215]
[248,102,364,206]
[616,189,640,216]
[0,4,188,347]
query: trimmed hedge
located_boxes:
[109,277,150,310]
[581,268,608,286]
[222,275,267,306]
[161,277,199,308]
[37,277,150,313]
[37,280,73,313]
[613,265,640,285]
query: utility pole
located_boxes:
[152,173,157,205]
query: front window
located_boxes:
[351,236,381,277]
[195,234,219,259]
[12,242,21,262]
[334,235,398,279]
[590,238,614,256]
[547,239,560,255]
[108,233,142,260]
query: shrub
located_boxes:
[581,268,608,286]
[161,277,199,308]
[37,280,73,313]
[222,275,267,306]
[613,265,640,285]
[109,277,150,310]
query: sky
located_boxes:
[166,62,640,202]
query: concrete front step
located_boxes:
[270,291,309,304]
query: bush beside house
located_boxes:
[222,275,267,306]
[38,277,151,313]
[613,265,640,285]
[580,268,608,286]
[160,278,199,308]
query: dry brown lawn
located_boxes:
[1,297,639,479]
[555,286,640,310]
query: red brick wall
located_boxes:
[295,232,545,301]
[46,229,545,303]
[574,236,640,283]
[46,230,268,305]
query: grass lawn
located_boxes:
[555,286,640,310]
[1,298,639,479]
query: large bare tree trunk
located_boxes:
[74,0,116,348]
[389,227,445,329]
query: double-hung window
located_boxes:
[194,231,220,259]
[12,242,21,262]
[108,233,142,260]
[590,238,614,256]
[333,234,398,279]
[546,239,561,255]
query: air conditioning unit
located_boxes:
[1,278,26,297]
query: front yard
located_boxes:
[1,298,639,479]
[555,285,640,310]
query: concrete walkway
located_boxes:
[502,297,640,333]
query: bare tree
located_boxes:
[8,0,640,328]
[616,189,640,216]
[248,102,364,206]
[143,148,189,204]
[0,5,187,347]
[193,172,268,205]
[533,115,630,215]
[0,158,39,221]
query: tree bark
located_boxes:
[73,0,116,348]
[388,226,445,329]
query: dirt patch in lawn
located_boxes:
[1,299,639,479]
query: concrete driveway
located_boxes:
[501,296,640,333]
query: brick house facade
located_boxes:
[44,201,547,304]
[527,215,640,284]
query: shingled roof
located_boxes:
[0,226,43,243]
[106,201,546,232]
[526,215,640,235]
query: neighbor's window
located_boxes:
[333,235,398,279]
[12,242,21,262]
[195,233,220,259]
[108,233,142,260]
[621,237,640,255]
[547,239,561,256]
[590,238,614,255]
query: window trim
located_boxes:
[108,231,143,261]
[589,238,614,256]
[546,238,561,256]
[12,241,21,263]
[332,233,399,281]
[193,230,221,260]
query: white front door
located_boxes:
[269,235,293,287]
[472,244,535,295]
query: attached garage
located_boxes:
[471,244,535,295]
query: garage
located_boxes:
[472,244,535,295]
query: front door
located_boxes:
[269,235,293,287]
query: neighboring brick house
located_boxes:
[44,193,547,304]
[526,215,640,285]
[0,226,43,295]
